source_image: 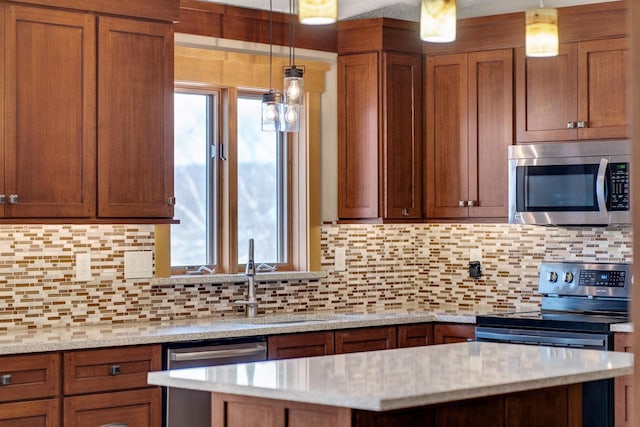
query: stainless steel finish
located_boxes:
[401,208,409,216]
[167,196,176,206]
[109,365,120,376]
[0,195,5,204]
[8,194,18,204]
[566,121,576,129]
[538,261,631,299]
[235,238,258,317]
[596,158,608,218]
[508,139,631,225]
[475,327,610,350]
[100,424,128,427]
[563,272,574,283]
[166,339,267,427]
[458,200,466,207]
[577,120,587,128]
[547,271,558,282]
[0,374,11,385]
[468,200,475,207]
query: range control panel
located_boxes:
[538,261,631,298]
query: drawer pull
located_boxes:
[109,365,121,376]
[0,374,11,385]
[100,424,128,427]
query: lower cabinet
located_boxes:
[335,326,397,354]
[398,324,434,348]
[433,324,475,344]
[614,332,633,427]
[0,399,60,426]
[268,331,335,360]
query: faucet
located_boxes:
[235,238,258,317]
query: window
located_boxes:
[172,89,290,273]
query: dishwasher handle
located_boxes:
[169,344,267,362]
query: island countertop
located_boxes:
[147,341,633,412]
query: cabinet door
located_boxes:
[577,38,629,140]
[0,353,60,403]
[425,54,469,218]
[0,4,4,218]
[268,332,335,360]
[0,399,60,427]
[98,17,174,218]
[335,326,396,354]
[433,324,475,344]
[468,49,512,218]
[382,52,422,219]
[614,333,632,427]
[5,5,96,217]
[397,324,433,348]
[64,388,161,427]
[338,53,380,219]
[515,44,578,142]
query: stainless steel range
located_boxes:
[476,261,631,427]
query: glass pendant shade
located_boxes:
[526,8,558,57]
[299,0,337,25]
[261,91,280,132]
[420,0,456,43]
[284,66,304,106]
[279,103,301,132]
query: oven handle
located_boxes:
[596,158,609,217]
[475,331,606,348]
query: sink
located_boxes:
[233,313,351,325]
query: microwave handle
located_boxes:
[596,158,608,216]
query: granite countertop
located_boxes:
[147,341,634,412]
[0,311,479,356]
[610,322,633,333]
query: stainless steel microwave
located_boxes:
[508,140,631,226]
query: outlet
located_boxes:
[469,248,482,263]
[124,251,153,279]
[334,247,346,272]
[75,253,92,282]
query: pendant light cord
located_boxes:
[289,0,296,66]
[269,0,273,91]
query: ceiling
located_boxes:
[203,0,618,21]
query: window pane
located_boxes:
[237,96,286,264]
[172,93,210,267]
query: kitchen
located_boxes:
[0,0,637,426]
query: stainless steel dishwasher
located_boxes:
[165,337,267,427]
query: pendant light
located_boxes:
[281,0,304,132]
[261,0,280,131]
[420,0,457,43]
[299,0,337,25]
[525,0,559,57]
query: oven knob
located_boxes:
[563,272,574,283]
[547,271,558,282]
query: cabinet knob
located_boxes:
[401,208,409,216]
[468,200,476,207]
[0,374,11,386]
[167,196,176,206]
[8,194,18,204]
[566,121,576,129]
[109,364,121,376]
[577,120,587,128]
[458,201,467,207]
[0,195,5,204]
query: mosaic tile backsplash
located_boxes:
[0,223,632,331]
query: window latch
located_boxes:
[219,143,227,161]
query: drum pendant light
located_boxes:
[299,0,337,25]
[525,1,559,57]
[420,0,457,43]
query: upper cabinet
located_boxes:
[0,0,179,221]
[516,38,629,143]
[425,49,513,219]
[338,19,422,221]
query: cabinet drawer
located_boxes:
[335,326,397,354]
[64,388,161,427]
[63,345,161,395]
[0,398,60,426]
[398,324,434,348]
[268,331,335,360]
[0,353,60,403]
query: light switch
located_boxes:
[75,253,92,282]
[124,251,154,279]
[334,247,346,272]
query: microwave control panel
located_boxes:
[608,162,629,211]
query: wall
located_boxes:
[1,223,631,331]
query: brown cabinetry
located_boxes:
[335,326,397,354]
[425,49,512,219]
[0,399,60,426]
[268,331,335,360]
[516,38,628,143]
[614,332,632,427]
[433,324,475,344]
[338,19,422,221]
[397,324,433,348]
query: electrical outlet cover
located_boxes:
[334,247,346,272]
[124,251,154,279]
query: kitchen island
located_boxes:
[148,341,633,427]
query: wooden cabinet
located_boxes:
[397,324,433,348]
[0,399,60,426]
[335,326,397,354]
[3,4,96,218]
[0,353,60,403]
[516,38,628,143]
[433,324,475,344]
[614,332,633,427]
[268,331,335,360]
[97,17,174,218]
[338,43,422,220]
[425,49,512,219]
